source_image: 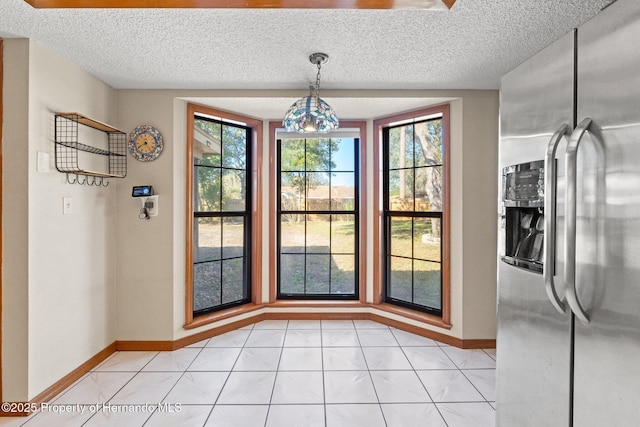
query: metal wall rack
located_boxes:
[54,112,127,186]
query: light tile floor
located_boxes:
[3,320,496,427]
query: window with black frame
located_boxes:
[277,137,359,299]
[192,116,251,316]
[383,117,443,316]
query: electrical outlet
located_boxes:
[63,197,73,215]
[143,195,159,217]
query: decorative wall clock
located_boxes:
[128,125,164,161]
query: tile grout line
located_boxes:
[458,369,494,405]
[25,351,160,427]
[353,321,389,426]
[200,326,253,427]
[87,350,162,427]
[262,320,288,427]
[440,347,496,405]
[320,320,328,427]
[390,328,451,427]
[140,346,212,427]
[201,323,253,426]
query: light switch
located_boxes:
[37,151,50,173]
[63,197,73,215]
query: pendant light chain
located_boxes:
[314,61,322,100]
[282,52,339,133]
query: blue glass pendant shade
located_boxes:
[282,95,339,133]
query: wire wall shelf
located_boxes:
[55,113,127,186]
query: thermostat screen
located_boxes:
[132,185,154,197]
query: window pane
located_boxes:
[197,153,221,167]
[195,166,221,212]
[280,254,305,294]
[222,169,246,211]
[414,136,426,168]
[331,254,355,295]
[222,125,246,169]
[331,173,355,211]
[193,261,221,312]
[281,172,306,211]
[306,215,330,254]
[281,139,305,172]
[222,217,244,258]
[222,258,245,304]
[414,120,443,167]
[389,256,412,303]
[389,169,414,211]
[307,172,330,211]
[280,216,305,253]
[306,139,331,172]
[415,166,443,212]
[331,215,355,254]
[414,218,441,262]
[388,127,400,169]
[332,138,355,172]
[194,119,221,167]
[390,217,412,258]
[404,124,415,168]
[404,169,415,207]
[414,260,441,310]
[306,255,330,294]
[388,170,400,200]
[388,127,414,170]
[194,217,221,262]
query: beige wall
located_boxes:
[2,38,30,402]
[115,91,176,341]
[458,94,500,339]
[3,39,119,400]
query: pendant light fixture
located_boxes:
[283,52,339,133]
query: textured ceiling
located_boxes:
[0,0,613,118]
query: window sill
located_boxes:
[184,303,264,330]
[371,303,452,330]
[266,300,369,309]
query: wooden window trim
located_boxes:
[183,302,264,330]
[185,103,263,328]
[268,120,367,304]
[372,104,451,325]
[372,303,452,329]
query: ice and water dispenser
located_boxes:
[501,160,545,273]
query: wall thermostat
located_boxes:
[132,185,154,197]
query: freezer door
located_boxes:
[572,0,640,425]
[496,31,574,427]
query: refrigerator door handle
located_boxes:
[564,117,592,324]
[544,124,570,314]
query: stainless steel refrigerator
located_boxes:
[496,0,640,425]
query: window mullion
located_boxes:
[303,138,307,295]
[328,138,333,295]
